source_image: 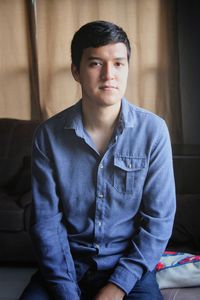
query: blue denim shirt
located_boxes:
[31,98,176,299]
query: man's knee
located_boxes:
[18,271,52,300]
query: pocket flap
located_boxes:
[114,156,145,171]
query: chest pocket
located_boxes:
[113,156,146,194]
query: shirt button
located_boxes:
[128,163,132,168]
[99,163,104,169]
[98,221,102,227]
[98,193,104,198]
[93,243,99,250]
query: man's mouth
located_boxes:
[99,85,118,90]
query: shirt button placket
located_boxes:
[99,163,104,169]
[97,161,104,199]
[94,160,105,248]
[98,193,104,199]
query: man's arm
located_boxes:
[30,127,80,300]
[107,120,176,295]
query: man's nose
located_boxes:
[101,63,115,80]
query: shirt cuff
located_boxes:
[108,265,142,295]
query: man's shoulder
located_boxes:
[37,101,80,132]
[125,100,170,147]
[125,99,166,128]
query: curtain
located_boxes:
[0,0,31,119]
[0,0,182,143]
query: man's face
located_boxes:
[72,43,129,108]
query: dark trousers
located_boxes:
[19,269,163,300]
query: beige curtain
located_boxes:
[0,0,31,119]
[0,0,182,143]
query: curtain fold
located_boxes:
[27,0,42,119]
[0,0,182,143]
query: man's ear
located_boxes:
[71,64,80,83]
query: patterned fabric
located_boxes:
[156,251,200,289]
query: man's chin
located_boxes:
[96,97,122,108]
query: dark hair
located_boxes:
[71,20,131,70]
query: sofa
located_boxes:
[160,144,200,299]
[0,118,39,263]
[0,119,199,298]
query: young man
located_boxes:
[20,21,176,300]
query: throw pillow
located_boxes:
[156,251,200,289]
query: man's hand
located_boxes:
[94,282,125,300]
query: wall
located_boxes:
[177,0,200,144]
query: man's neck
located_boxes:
[82,99,121,154]
[82,98,121,130]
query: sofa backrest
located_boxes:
[0,118,40,190]
[169,144,200,252]
[172,144,200,194]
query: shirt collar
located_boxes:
[118,98,135,129]
[64,100,83,129]
[64,98,135,132]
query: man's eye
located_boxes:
[115,62,123,67]
[89,61,102,67]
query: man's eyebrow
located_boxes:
[87,56,127,61]
[87,56,102,61]
[114,57,127,61]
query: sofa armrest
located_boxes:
[18,191,32,208]
[18,191,32,230]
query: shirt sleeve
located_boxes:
[108,120,176,294]
[30,126,80,300]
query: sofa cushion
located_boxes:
[0,118,39,188]
[0,155,31,194]
[8,156,31,195]
[169,194,200,250]
[0,158,23,187]
[172,145,200,194]
[0,231,36,262]
[0,190,24,231]
[0,119,39,158]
